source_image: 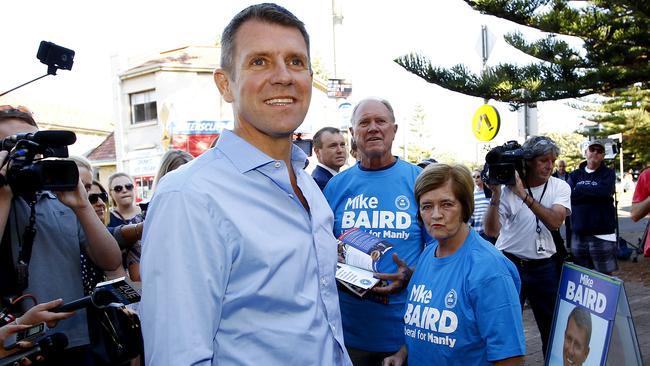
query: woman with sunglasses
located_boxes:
[108,172,143,228]
[88,180,109,225]
[108,173,143,281]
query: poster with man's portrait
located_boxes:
[548,302,609,366]
[546,264,620,366]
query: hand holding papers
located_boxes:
[335,228,399,299]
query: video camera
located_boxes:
[482,140,532,186]
[0,130,79,197]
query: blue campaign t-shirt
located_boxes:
[324,158,427,352]
[404,230,525,365]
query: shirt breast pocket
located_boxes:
[45,208,80,241]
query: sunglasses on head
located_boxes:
[112,183,134,193]
[88,192,108,204]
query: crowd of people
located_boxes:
[0,2,648,366]
[0,103,192,364]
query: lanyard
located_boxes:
[526,181,548,235]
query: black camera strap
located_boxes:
[526,181,548,236]
[15,195,38,291]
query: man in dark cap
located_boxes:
[568,139,617,275]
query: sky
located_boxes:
[1,0,587,162]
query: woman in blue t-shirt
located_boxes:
[383,164,525,366]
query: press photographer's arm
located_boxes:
[509,172,567,230]
[55,180,121,271]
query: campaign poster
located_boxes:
[546,263,620,366]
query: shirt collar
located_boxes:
[216,129,308,173]
[40,191,57,199]
[316,162,339,176]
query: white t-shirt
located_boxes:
[495,177,571,259]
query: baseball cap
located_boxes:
[587,139,605,148]
[417,158,438,169]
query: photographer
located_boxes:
[484,136,571,359]
[0,106,121,364]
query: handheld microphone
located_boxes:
[52,277,141,313]
[0,333,68,366]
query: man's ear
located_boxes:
[214,69,234,103]
[393,123,398,134]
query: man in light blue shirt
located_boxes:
[140,3,351,365]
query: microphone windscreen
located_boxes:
[93,287,117,307]
[32,130,77,146]
[485,147,503,164]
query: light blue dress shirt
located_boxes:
[140,129,351,366]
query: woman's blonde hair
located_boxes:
[153,149,194,189]
[68,155,93,173]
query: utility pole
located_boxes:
[332,0,343,79]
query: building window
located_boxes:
[130,90,158,124]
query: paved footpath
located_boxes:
[523,191,649,365]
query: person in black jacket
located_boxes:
[568,140,617,274]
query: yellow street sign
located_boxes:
[472,105,500,141]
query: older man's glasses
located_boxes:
[88,192,108,204]
[113,184,134,193]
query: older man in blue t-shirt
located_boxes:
[325,97,428,365]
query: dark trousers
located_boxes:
[507,256,560,359]
[565,217,572,249]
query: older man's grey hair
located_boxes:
[350,97,396,126]
[522,135,561,159]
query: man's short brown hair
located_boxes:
[220,3,311,77]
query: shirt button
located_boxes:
[274,161,281,168]
[321,277,328,286]
[330,322,336,331]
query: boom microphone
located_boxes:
[3,130,77,147]
[484,146,503,164]
[0,333,68,366]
